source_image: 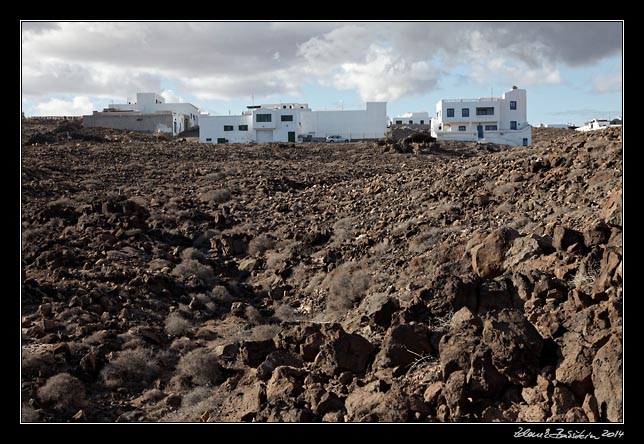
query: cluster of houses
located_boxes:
[82,86,535,146]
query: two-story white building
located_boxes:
[199,102,388,144]
[431,86,531,146]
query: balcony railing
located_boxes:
[442,97,501,103]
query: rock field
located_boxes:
[21,119,622,422]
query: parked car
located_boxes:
[325,135,349,143]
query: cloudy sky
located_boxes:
[21,21,622,125]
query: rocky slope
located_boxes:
[21,120,622,422]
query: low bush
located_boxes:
[100,348,160,390]
[37,373,86,412]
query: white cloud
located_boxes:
[592,72,622,93]
[35,96,95,116]
[160,89,184,103]
[21,22,622,104]
[333,45,438,102]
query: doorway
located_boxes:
[477,125,484,139]
[288,131,296,142]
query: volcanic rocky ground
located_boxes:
[21,119,622,422]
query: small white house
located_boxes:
[431,86,531,146]
[390,112,430,126]
[199,102,388,144]
[575,118,618,132]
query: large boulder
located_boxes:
[481,309,543,386]
[373,323,433,369]
[592,334,622,422]
[313,326,374,375]
[471,227,520,279]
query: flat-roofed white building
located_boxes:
[431,86,531,146]
[83,92,200,136]
[199,102,388,144]
[390,111,430,126]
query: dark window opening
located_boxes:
[458,125,466,131]
[206,138,212,142]
[395,120,403,125]
[446,108,454,117]
[281,115,294,122]
[239,125,248,131]
[510,101,517,110]
[409,120,413,124]
[420,120,424,124]
[523,138,528,146]
[462,108,469,117]
[476,107,494,116]
[510,121,517,130]
[256,114,272,122]
[485,125,498,131]
[224,125,234,131]
[217,138,226,144]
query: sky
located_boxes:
[21,21,623,126]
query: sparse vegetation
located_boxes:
[100,348,161,390]
[248,233,276,257]
[199,189,231,204]
[165,312,193,337]
[37,373,86,412]
[325,261,371,315]
[173,348,221,387]
[171,259,216,287]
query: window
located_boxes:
[510,121,517,130]
[206,138,212,142]
[217,138,226,144]
[256,113,272,122]
[462,108,469,117]
[510,101,517,110]
[420,120,424,124]
[395,120,403,125]
[224,125,234,131]
[281,115,294,122]
[239,125,248,131]
[446,108,454,117]
[476,107,494,116]
[485,125,498,131]
[409,120,413,124]
[523,138,528,146]
[458,125,466,131]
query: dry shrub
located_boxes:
[325,262,371,314]
[171,259,215,287]
[22,404,40,422]
[181,247,206,262]
[100,348,160,389]
[174,348,221,387]
[199,189,231,204]
[248,234,275,257]
[22,349,56,378]
[37,373,86,412]
[165,312,193,337]
[182,386,212,408]
[248,324,281,341]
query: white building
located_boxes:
[110,92,200,131]
[390,112,430,126]
[431,86,531,146]
[575,118,616,132]
[199,102,388,144]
